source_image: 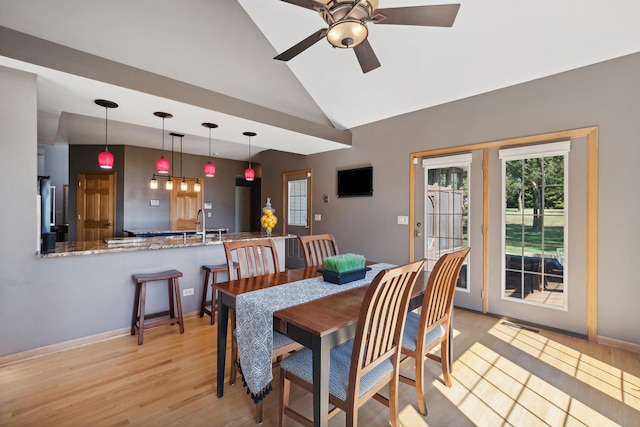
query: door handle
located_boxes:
[103,223,112,227]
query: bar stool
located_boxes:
[200,262,239,325]
[131,269,184,345]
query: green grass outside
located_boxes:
[505,208,564,256]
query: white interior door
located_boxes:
[283,169,312,269]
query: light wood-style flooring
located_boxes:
[1,309,639,426]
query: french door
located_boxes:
[422,154,480,311]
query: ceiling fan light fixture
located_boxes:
[327,20,368,48]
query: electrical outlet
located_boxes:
[207,212,211,217]
[183,288,194,296]
[397,215,409,225]
[314,214,321,221]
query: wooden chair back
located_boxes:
[223,239,281,279]
[348,259,425,402]
[419,248,470,343]
[298,234,339,267]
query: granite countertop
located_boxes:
[39,232,294,258]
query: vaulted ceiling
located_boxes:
[1,0,639,160]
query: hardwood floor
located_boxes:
[1,309,639,426]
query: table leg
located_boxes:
[217,297,229,398]
[312,335,330,427]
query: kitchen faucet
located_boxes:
[196,208,206,242]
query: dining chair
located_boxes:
[279,259,426,427]
[298,233,339,267]
[222,239,301,424]
[399,247,470,416]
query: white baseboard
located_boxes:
[0,310,201,367]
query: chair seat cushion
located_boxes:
[402,311,446,352]
[280,340,393,401]
[273,331,295,349]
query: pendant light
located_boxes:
[154,112,172,174]
[193,179,201,192]
[202,122,218,177]
[243,131,256,181]
[95,99,118,169]
[172,132,188,192]
[149,175,158,189]
[165,132,176,190]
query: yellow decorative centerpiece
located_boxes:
[260,198,277,237]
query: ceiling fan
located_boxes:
[274,0,460,73]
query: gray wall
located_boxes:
[67,144,252,238]
[122,145,250,233]
[2,50,640,357]
[259,52,640,345]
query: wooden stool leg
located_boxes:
[138,283,147,345]
[131,283,141,336]
[200,270,211,318]
[173,277,185,334]
[168,279,176,322]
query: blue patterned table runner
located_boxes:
[235,263,394,396]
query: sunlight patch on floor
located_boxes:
[489,321,640,412]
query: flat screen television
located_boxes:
[337,166,373,197]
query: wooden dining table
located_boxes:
[214,264,432,427]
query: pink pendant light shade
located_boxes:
[202,122,218,178]
[204,162,216,177]
[156,156,169,174]
[244,167,255,181]
[95,99,118,169]
[154,112,173,174]
[98,150,114,169]
[243,131,256,182]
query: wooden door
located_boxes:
[170,178,203,230]
[283,169,312,269]
[76,172,116,241]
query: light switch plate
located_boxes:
[397,215,409,225]
[314,214,322,221]
[150,199,160,206]
[204,203,212,209]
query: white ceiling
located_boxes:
[0,0,639,160]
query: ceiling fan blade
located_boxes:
[372,4,460,27]
[280,0,328,12]
[353,39,380,74]
[274,29,328,62]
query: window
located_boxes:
[499,141,569,309]
[287,179,307,227]
[422,153,471,290]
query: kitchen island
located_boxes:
[14,232,296,360]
